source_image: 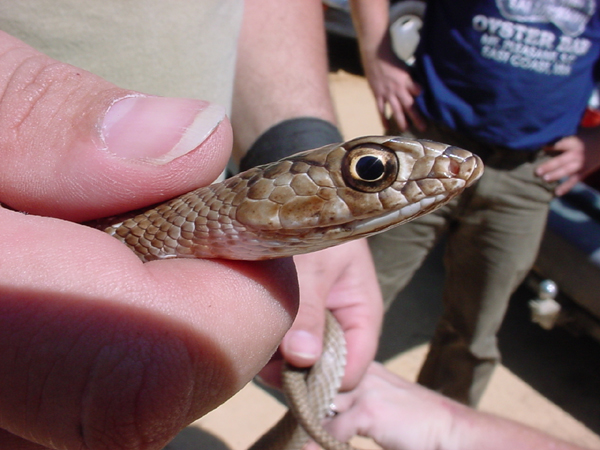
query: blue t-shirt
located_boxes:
[415,0,600,151]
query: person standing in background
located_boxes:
[350,0,600,405]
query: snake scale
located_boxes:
[96,136,483,450]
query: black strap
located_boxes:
[239,117,343,171]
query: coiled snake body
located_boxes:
[96,136,483,450]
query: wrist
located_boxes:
[430,397,479,450]
[239,117,342,171]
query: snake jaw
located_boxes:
[348,192,451,238]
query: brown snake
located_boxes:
[95,136,483,450]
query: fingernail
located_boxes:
[284,330,320,363]
[101,95,225,164]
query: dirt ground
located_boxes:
[165,71,600,450]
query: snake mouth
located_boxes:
[349,192,451,238]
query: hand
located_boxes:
[362,47,425,133]
[319,363,589,450]
[535,135,585,195]
[258,239,384,390]
[536,129,600,196]
[321,362,456,450]
[349,0,425,132]
[0,32,298,450]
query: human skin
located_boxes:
[311,362,590,450]
[0,31,298,450]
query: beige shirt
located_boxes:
[0,0,243,111]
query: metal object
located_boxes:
[529,279,561,330]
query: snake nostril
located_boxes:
[448,158,461,176]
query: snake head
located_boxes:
[101,136,482,261]
[229,136,483,257]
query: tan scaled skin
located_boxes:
[99,136,483,262]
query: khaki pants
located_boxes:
[369,123,556,405]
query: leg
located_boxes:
[418,158,555,405]
[368,204,451,308]
[369,122,464,308]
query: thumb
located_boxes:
[0,31,232,221]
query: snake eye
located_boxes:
[342,144,399,193]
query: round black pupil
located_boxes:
[356,155,385,181]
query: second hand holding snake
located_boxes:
[95,136,483,450]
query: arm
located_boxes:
[0,31,298,450]
[231,0,337,156]
[349,0,425,131]
[322,363,590,450]
[232,0,383,389]
[536,126,600,195]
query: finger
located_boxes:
[336,299,383,389]
[388,95,408,132]
[257,286,323,386]
[541,163,580,183]
[0,31,232,222]
[406,106,427,132]
[535,151,571,178]
[391,111,408,133]
[331,241,383,389]
[279,253,330,368]
[304,443,321,450]
[376,96,391,130]
[536,136,585,181]
[325,409,364,445]
[329,363,412,418]
[397,88,426,131]
[278,241,380,371]
[554,175,580,196]
[535,154,563,178]
[407,80,423,97]
[537,157,581,183]
[0,208,298,449]
[328,390,359,417]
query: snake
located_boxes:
[94,135,483,450]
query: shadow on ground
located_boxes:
[376,243,600,435]
[163,426,231,450]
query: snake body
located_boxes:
[96,136,483,450]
